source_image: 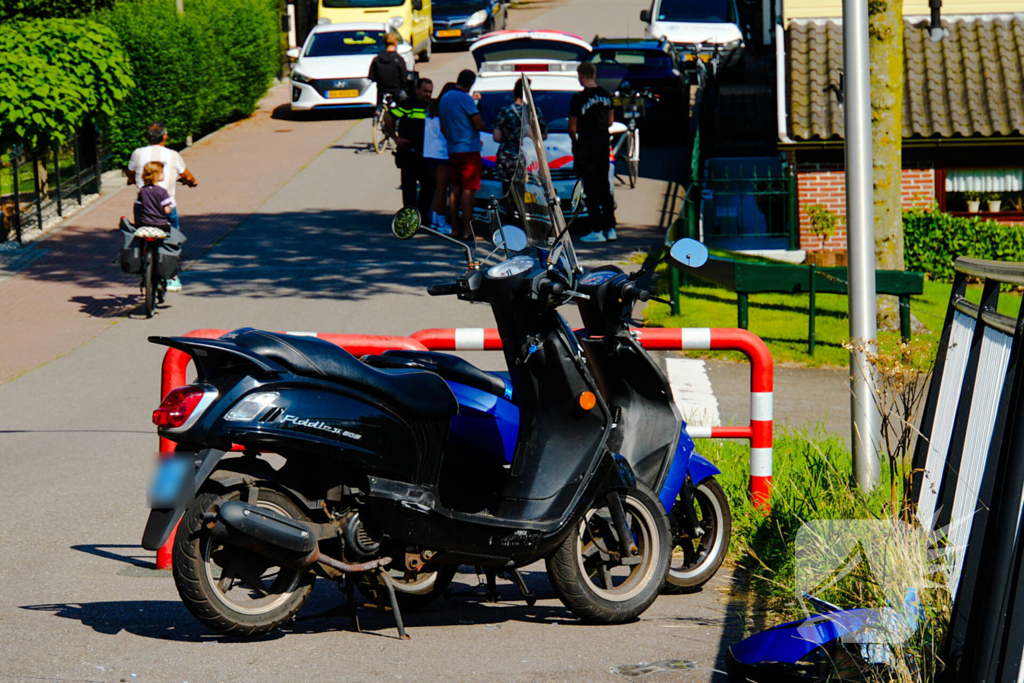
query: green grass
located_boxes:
[708,429,950,681]
[646,270,1023,367]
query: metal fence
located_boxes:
[701,157,797,251]
[1,128,103,244]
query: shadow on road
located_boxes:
[20,568,590,642]
[270,103,372,122]
[71,544,158,569]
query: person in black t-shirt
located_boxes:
[568,61,617,243]
[368,33,409,107]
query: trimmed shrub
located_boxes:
[0,19,134,150]
[0,0,113,21]
[904,209,1024,281]
[97,0,281,165]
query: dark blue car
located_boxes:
[587,37,687,118]
[431,0,509,49]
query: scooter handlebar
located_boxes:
[621,282,651,303]
[427,282,461,296]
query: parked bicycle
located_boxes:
[372,92,398,155]
[611,85,656,189]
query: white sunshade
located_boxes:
[946,168,1024,193]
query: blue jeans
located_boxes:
[159,206,186,273]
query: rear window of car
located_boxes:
[655,0,735,23]
[590,49,672,70]
[305,30,388,57]
[477,91,575,134]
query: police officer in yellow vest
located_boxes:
[385,78,435,218]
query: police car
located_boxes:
[469,30,621,216]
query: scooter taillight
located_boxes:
[153,385,208,429]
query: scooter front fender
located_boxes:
[657,429,721,512]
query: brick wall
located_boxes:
[796,162,935,251]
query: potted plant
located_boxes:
[964,190,981,213]
[985,192,1002,213]
[806,204,841,266]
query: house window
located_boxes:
[944,168,1024,213]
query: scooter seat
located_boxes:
[366,350,511,400]
[227,329,458,419]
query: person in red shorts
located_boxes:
[439,69,485,241]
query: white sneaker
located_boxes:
[436,223,452,236]
[580,231,607,243]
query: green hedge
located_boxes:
[904,209,1024,281]
[0,19,134,149]
[97,0,281,165]
[0,0,113,21]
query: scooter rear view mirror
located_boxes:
[570,180,585,216]
[392,207,421,240]
[492,226,528,252]
[668,238,709,269]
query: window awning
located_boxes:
[946,168,1024,193]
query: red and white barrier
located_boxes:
[154,325,773,568]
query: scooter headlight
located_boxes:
[225,392,280,422]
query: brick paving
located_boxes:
[0,85,360,384]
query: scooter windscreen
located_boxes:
[496,75,580,286]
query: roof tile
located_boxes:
[788,15,1024,141]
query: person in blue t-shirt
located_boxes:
[439,69,485,241]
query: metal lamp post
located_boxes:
[842,0,881,490]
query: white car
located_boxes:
[288,22,415,112]
[640,0,743,60]
[469,31,616,216]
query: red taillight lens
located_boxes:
[153,385,206,428]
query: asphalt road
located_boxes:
[0,1,756,681]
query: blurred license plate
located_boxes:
[327,89,359,99]
[148,457,193,509]
[437,29,462,37]
[524,191,539,204]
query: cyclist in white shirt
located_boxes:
[126,123,198,292]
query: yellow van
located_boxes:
[318,0,433,62]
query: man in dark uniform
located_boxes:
[569,61,617,243]
[385,78,435,217]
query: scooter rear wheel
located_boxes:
[546,484,670,624]
[172,489,315,637]
[663,477,731,594]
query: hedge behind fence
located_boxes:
[904,209,1024,281]
[98,0,281,165]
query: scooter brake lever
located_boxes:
[648,296,674,306]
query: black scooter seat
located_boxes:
[227,329,458,419]
[364,350,510,400]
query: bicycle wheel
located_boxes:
[143,245,156,318]
[626,133,638,188]
[372,111,387,154]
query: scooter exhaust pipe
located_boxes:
[206,500,391,573]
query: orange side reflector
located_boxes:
[578,391,597,411]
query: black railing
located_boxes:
[1,127,103,244]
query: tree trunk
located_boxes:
[869,0,905,331]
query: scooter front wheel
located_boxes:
[663,477,731,594]
[546,484,670,624]
[172,489,315,637]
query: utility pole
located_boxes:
[843,0,880,490]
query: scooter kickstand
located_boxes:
[505,568,537,607]
[484,568,501,603]
[377,570,411,640]
[343,577,361,633]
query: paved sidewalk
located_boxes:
[0,85,361,385]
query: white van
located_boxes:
[640,0,743,61]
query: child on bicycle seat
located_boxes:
[134,162,173,229]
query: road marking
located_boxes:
[665,357,720,428]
